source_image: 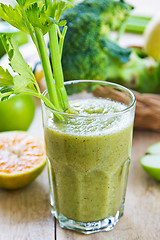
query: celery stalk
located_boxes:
[49,24,69,111]
[34,27,62,111]
[125,15,151,34]
[0,0,72,114]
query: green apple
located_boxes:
[140,141,160,181]
[140,155,160,181]
[147,142,160,155]
[0,94,36,132]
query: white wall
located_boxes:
[1,0,160,17]
[127,0,160,16]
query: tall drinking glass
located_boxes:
[41,80,136,234]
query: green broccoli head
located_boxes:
[62,0,132,81]
[107,52,160,93]
[62,12,109,81]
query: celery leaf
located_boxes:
[25,2,53,34]
[16,0,40,6]
[0,67,14,87]
[25,1,54,35]
[55,1,73,21]
[0,3,28,33]
[25,1,73,34]
[1,35,37,93]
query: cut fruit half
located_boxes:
[144,13,160,61]
[0,131,46,189]
[147,142,160,155]
[140,154,160,181]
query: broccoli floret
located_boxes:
[106,51,160,93]
[62,0,132,81]
[118,53,160,93]
[61,0,160,93]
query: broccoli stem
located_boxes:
[34,27,62,111]
[49,24,69,111]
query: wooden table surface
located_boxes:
[0,106,160,240]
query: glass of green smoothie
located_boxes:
[42,80,136,234]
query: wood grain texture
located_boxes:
[133,92,160,131]
[0,169,55,240]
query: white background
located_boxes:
[127,0,160,16]
[1,0,160,17]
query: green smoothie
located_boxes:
[44,99,133,223]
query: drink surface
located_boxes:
[45,99,133,222]
[47,99,131,136]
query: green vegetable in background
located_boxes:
[126,15,151,34]
[61,0,160,94]
[61,0,132,82]
[0,94,35,132]
[106,51,160,94]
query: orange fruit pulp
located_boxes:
[0,131,46,190]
